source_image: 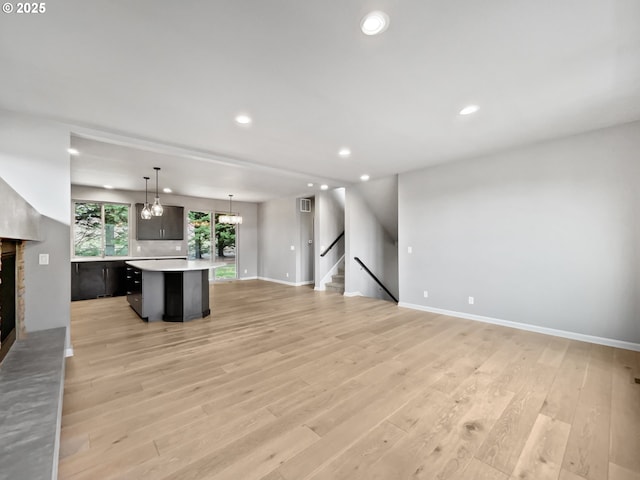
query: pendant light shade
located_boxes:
[219,194,243,225]
[151,167,163,217]
[141,176,152,220]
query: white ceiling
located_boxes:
[69,134,337,202]
[1,0,639,201]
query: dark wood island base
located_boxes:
[163,269,210,322]
[125,259,222,323]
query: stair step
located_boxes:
[325,282,345,294]
[331,274,344,282]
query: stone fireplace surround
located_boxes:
[0,238,26,361]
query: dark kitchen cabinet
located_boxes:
[135,204,184,240]
[71,261,127,301]
[126,265,164,321]
[126,265,143,318]
[136,209,163,240]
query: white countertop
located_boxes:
[125,259,226,272]
[72,256,187,263]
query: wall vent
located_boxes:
[300,198,311,213]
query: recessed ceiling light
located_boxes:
[361,11,390,36]
[320,184,329,190]
[459,105,479,116]
[103,185,114,190]
[235,114,252,125]
[163,187,172,193]
[338,148,351,158]
[307,183,314,187]
[360,174,370,182]
[67,148,79,156]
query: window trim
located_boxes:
[72,201,131,259]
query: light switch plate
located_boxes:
[39,253,49,265]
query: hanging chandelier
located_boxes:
[219,194,243,225]
[141,176,152,219]
[151,166,163,216]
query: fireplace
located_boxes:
[0,239,22,362]
[0,176,40,363]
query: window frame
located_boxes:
[72,201,131,258]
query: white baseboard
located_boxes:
[398,302,640,352]
[65,346,74,358]
[209,276,258,284]
[258,277,314,287]
[343,291,363,297]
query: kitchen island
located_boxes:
[126,259,224,322]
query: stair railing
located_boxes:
[353,256,399,304]
[320,231,345,257]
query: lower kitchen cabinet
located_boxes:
[126,266,164,321]
[71,260,127,301]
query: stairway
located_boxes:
[325,265,344,295]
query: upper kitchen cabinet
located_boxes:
[135,204,184,240]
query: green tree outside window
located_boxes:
[74,202,129,257]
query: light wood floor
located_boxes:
[60,280,640,480]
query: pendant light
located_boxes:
[141,176,152,220]
[219,194,243,224]
[151,167,163,217]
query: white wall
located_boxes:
[296,197,314,284]
[399,121,640,347]
[258,196,299,284]
[0,109,71,347]
[345,184,398,301]
[71,186,259,279]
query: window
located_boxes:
[214,212,237,280]
[74,202,129,257]
[187,210,212,260]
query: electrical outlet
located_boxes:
[136,245,141,252]
[290,245,295,251]
[408,246,413,254]
[423,290,428,298]
[175,245,181,251]
[468,296,474,305]
[38,253,49,265]
[244,269,247,274]
[286,272,289,278]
